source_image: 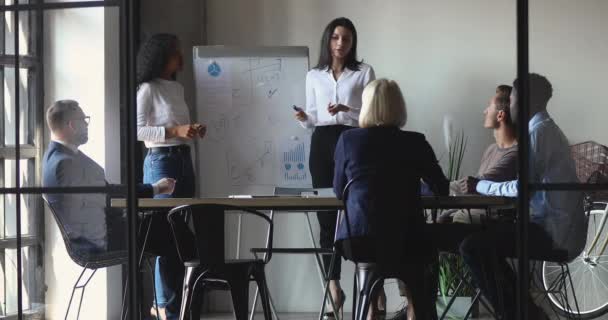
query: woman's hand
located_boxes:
[166,124,198,139]
[192,123,207,139]
[294,109,308,121]
[328,103,349,116]
[154,178,176,195]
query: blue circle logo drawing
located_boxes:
[208,61,222,77]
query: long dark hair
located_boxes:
[315,17,362,71]
[136,33,178,86]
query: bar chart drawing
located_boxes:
[282,142,308,182]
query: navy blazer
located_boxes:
[43,141,153,251]
[333,127,449,248]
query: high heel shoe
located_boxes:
[323,289,346,319]
[375,290,387,320]
[376,310,387,320]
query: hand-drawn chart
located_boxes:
[195,58,233,109]
[204,112,245,143]
[194,47,310,192]
[280,138,310,184]
[226,140,275,186]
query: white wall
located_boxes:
[205,0,608,312]
[43,7,121,320]
[529,0,608,145]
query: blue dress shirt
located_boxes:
[476,111,585,258]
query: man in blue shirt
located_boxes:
[460,74,586,319]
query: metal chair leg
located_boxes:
[354,263,381,320]
[178,266,197,320]
[250,286,260,320]
[251,268,273,320]
[250,253,280,320]
[65,267,97,320]
[64,267,85,320]
[120,271,130,320]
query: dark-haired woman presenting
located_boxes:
[136,33,205,320]
[293,17,375,317]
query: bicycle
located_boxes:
[542,141,608,319]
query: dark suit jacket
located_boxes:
[43,141,153,252]
[333,127,448,258]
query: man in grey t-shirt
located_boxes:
[441,85,518,223]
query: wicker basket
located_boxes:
[570,141,608,201]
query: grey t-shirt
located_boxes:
[444,142,519,223]
[450,143,518,195]
[476,143,518,181]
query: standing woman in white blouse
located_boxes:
[294,17,375,318]
[136,33,206,320]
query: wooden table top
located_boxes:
[111,195,515,211]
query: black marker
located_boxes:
[292,105,303,112]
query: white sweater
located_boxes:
[137,78,192,147]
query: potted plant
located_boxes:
[436,117,477,319]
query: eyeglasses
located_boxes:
[72,116,90,125]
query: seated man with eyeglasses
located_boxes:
[42,99,175,254]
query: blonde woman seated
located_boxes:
[333,79,449,320]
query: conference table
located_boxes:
[111,194,515,211]
[112,195,515,320]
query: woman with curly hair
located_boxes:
[136,33,205,319]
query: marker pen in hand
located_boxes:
[293,105,303,112]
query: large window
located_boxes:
[0,1,129,319]
[0,0,42,317]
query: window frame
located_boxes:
[0,1,43,316]
[0,1,127,318]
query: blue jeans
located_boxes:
[143,147,195,318]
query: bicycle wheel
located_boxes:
[543,205,608,319]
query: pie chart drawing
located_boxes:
[208,62,221,77]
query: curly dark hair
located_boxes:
[315,17,362,72]
[136,33,179,86]
[513,73,553,111]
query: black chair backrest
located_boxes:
[341,173,426,266]
[341,173,383,249]
[342,173,412,231]
[167,204,274,266]
[42,196,88,267]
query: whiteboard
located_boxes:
[193,46,312,197]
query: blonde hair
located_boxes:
[359,79,407,128]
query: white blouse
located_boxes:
[137,78,192,147]
[299,62,375,128]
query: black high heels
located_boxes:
[323,289,346,319]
